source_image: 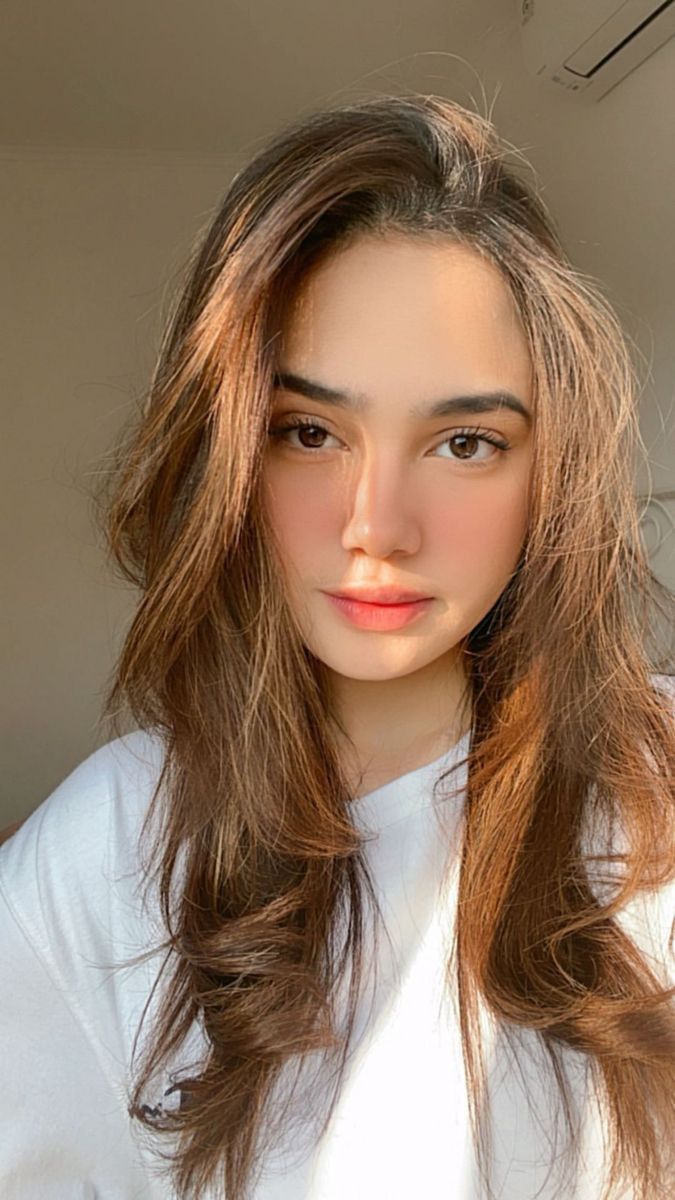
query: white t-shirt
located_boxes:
[1,677,674,1200]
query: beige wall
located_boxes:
[2,130,674,827]
[1,148,237,819]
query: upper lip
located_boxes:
[324,585,432,605]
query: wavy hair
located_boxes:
[95,93,675,1199]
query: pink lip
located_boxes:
[327,586,432,604]
[323,592,434,631]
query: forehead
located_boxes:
[280,234,530,396]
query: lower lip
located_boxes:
[324,593,434,630]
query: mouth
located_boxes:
[325,589,433,605]
[322,591,434,631]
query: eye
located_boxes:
[267,416,511,465]
[268,417,341,452]
[434,426,511,464]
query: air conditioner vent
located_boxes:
[519,0,675,100]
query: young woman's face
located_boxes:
[261,233,533,685]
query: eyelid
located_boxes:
[268,414,512,460]
[269,411,510,441]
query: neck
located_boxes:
[325,649,471,796]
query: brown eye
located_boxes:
[294,424,329,449]
[449,434,480,459]
[434,427,510,465]
[268,417,510,467]
[268,418,338,451]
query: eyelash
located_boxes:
[268,416,511,465]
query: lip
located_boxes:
[322,591,434,631]
[324,587,432,605]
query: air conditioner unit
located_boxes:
[519,0,675,100]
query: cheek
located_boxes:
[262,461,530,575]
[425,474,529,576]
[262,467,338,562]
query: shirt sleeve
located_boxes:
[637,674,675,985]
[587,673,675,989]
[0,875,156,1199]
[0,733,171,1199]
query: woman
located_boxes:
[1,93,674,1200]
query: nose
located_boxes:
[340,453,422,559]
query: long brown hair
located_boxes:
[96,93,675,1200]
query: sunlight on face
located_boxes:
[261,232,534,685]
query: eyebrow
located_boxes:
[273,370,532,424]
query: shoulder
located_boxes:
[0,728,168,972]
[0,727,166,870]
[651,671,675,707]
[642,673,675,977]
[0,729,173,1121]
[584,672,675,987]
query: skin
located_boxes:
[261,232,534,797]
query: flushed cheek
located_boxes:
[429,485,529,608]
[263,466,529,583]
[262,470,339,565]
